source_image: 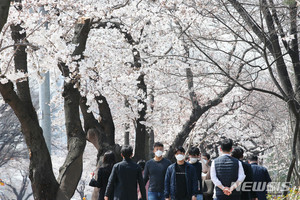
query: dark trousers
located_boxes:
[216,195,240,200]
[175,196,191,200]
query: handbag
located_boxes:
[89,178,98,187]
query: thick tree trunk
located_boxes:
[0,0,10,32]
[147,88,155,159]
[147,128,154,160]
[0,55,53,198]
[0,86,59,199]
[80,96,119,162]
[95,95,115,146]
[284,111,299,196]
[80,96,120,200]
[124,128,130,145]
[56,18,91,199]
[56,82,86,199]
[124,98,130,145]
[0,23,59,199]
[11,24,38,122]
[165,107,203,160]
[134,74,147,161]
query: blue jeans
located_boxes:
[148,191,164,200]
[197,194,203,200]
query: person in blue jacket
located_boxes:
[164,146,198,200]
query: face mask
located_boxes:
[189,158,198,164]
[155,150,163,157]
[175,154,185,161]
[202,159,207,165]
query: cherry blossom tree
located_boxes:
[163,0,300,187]
[1,0,292,199]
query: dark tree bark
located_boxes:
[124,98,130,145]
[11,24,38,122]
[80,95,119,163]
[134,73,148,161]
[284,114,299,195]
[0,24,59,199]
[56,81,86,199]
[0,0,11,32]
[80,96,103,151]
[80,91,120,200]
[95,95,115,146]
[147,88,155,159]
[56,18,91,199]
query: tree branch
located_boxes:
[166,67,235,160]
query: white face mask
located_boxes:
[202,159,207,165]
[189,158,198,164]
[175,154,185,161]
[155,150,163,157]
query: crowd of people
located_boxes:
[89,139,271,200]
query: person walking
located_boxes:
[210,139,245,200]
[248,155,271,200]
[188,147,203,200]
[144,142,172,200]
[164,146,198,200]
[89,151,116,200]
[201,153,211,180]
[231,147,254,200]
[201,153,213,200]
[104,145,146,200]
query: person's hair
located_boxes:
[231,147,243,159]
[248,155,258,162]
[220,138,233,152]
[174,146,185,154]
[202,153,210,160]
[103,151,116,167]
[153,142,164,148]
[188,147,200,156]
[121,145,133,159]
[137,160,146,170]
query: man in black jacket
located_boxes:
[188,147,203,200]
[164,146,198,200]
[104,146,146,200]
[248,155,271,200]
[231,147,254,200]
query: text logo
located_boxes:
[235,182,290,192]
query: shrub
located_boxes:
[267,187,300,200]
